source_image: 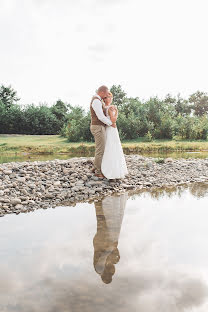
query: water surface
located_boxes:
[0,182,208,311]
[1,150,208,163]
[0,153,75,164]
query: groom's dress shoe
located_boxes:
[95,173,105,178]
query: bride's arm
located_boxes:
[114,106,118,119]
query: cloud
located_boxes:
[88,43,112,53]
[74,23,88,33]
[104,23,117,33]
[0,264,207,312]
[92,0,130,6]
[87,42,113,63]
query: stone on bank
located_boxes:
[0,155,208,217]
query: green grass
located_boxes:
[0,135,94,155]
[0,134,208,155]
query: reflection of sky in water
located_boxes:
[0,183,208,311]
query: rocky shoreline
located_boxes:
[0,155,208,218]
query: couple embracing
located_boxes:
[90,85,128,180]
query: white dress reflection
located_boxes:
[93,192,128,284]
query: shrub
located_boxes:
[143,131,153,142]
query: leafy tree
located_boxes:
[66,104,85,121]
[22,104,58,134]
[164,93,192,116]
[50,99,69,133]
[153,112,175,139]
[64,105,93,142]
[80,111,93,141]
[51,99,69,119]
[0,85,20,109]
[0,100,7,133]
[120,97,142,117]
[145,97,164,126]
[65,119,82,142]
[110,85,127,108]
[189,91,208,116]
[117,97,154,138]
[0,101,23,134]
[189,115,208,140]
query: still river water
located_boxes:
[1,150,208,164]
[0,182,208,311]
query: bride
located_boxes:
[101,92,128,179]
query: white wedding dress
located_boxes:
[101,106,128,179]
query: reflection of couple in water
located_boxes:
[93,193,128,284]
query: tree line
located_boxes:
[1,84,208,141]
[0,85,69,135]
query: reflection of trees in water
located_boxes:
[187,182,208,198]
[93,193,128,284]
[129,182,208,200]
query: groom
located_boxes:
[90,85,116,178]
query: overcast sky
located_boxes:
[0,0,208,109]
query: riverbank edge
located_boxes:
[1,155,208,218]
[1,143,208,156]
